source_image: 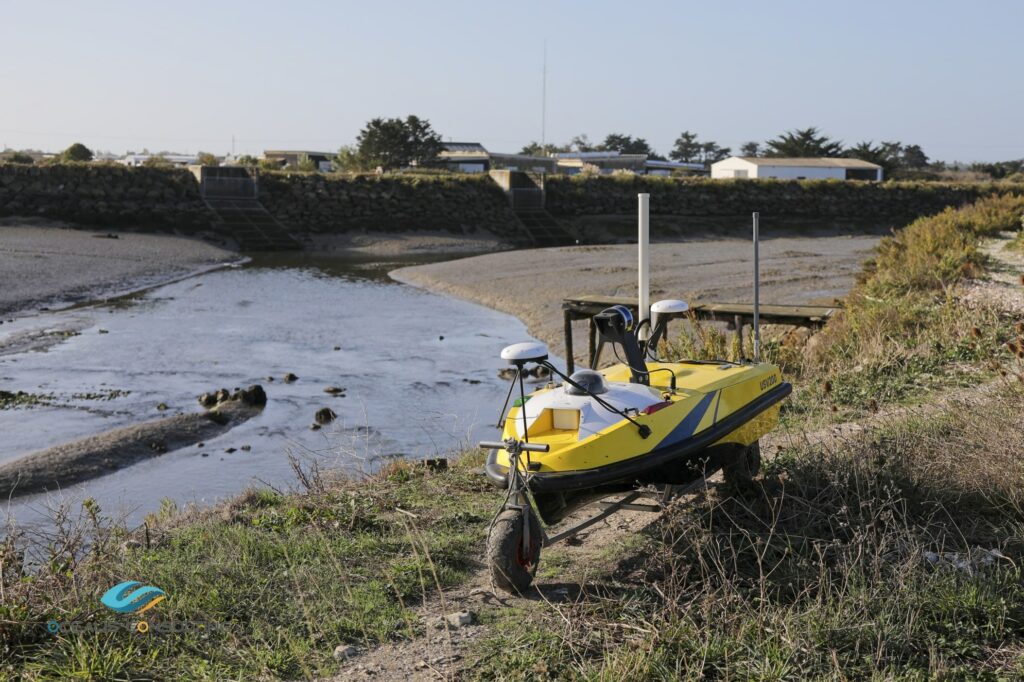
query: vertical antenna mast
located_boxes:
[541,40,547,153]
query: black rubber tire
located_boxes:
[487,508,542,594]
[723,441,761,489]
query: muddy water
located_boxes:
[0,253,551,529]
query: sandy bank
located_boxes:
[392,235,879,360]
[0,388,266,499]
[0,220,237,316]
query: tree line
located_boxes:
[6,122,1020,181]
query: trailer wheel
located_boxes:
[723,441,761,490]
[487,508,542,594]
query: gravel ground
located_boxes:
[392,235,880,359]
[0,222,236,315]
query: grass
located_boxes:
[0,455,497,679]
[466,383,1024,680]
[3,193,1024,678]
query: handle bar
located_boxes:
[479,440,550,453]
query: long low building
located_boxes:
[711,156,883,181]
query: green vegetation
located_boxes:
[467,384,1024,679]
[1,456,494,679]
[60,142,93,163]
[1,151,34,165]
[196,151,218,167]
[0,390,52,409]
[801,193,1024,412]
[337,115,443,172]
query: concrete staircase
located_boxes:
[204,197,303,251]
[194,166,302,251]
[513,209,577,247]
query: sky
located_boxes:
[2,0,1022,162]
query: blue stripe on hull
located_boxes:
[658,391,716,448]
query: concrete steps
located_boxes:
[204,197,302,251]
[513,209,576,247]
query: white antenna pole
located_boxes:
[540,39,548,153]
[638,193,650,340]
[752,211,761,361]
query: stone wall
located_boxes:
[545,175,1023,219]
[0,164,212,231]
[258,172,522,235]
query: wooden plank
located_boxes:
[563,295,838,324]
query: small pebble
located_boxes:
[333,644,358,661]
[333,346,341,351]
[225,447,237,454]
[156,403,168,411]
[240,445,251,452]
[283,373,298,383]
[200,452,209,457]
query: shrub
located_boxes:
[61,142,93,163]
[2,151,34,164]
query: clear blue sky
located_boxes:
[2,0,1021,162]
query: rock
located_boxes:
[197,442,204,448]
[421,458,448,472]
[224,447,237,454]
[198,393,217,408]
[283,373,298,383]
[333,346,341,351]
[445,610,473,628]
[311,423,321,431]
[462,378,481,385]
[98,329,109,334]
[438,335,445,341]
[497,368,517,381]
[323,386,345,395]
[239,384,267,406]
[200,452,209,457]
[214,388,231,403]
[314,407,337,425]
[333,644,358,661]
[240,445,251,452]
[156,402,168,411]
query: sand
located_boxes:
[0,221,237,316]
[392,235,880,360]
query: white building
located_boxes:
[711,157,883,181]
[119,154,198,167]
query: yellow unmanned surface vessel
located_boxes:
[481,302,791,593]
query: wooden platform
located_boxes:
[562,295,840,373]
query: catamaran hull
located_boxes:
[485,382,791,523]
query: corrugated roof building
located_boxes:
[711,156,883,181]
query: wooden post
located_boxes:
[563,308,575,375]
[734,314,744,355]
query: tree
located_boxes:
[699,141,732,164]
[901,144,929,169]
[235,154,259,167]
[295,154,318,172]
[2,151,33,164]
[597,133,657,156]
[196,151,219,167]
[354,115,443,170]
[740,141,761,157]
[519,141,570,156]
[334,145,362,172]
[669,131,701,163]
[61,142,93,163]
[846,141,902,176]
[763,127,843,157]
[570,134,595,152]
